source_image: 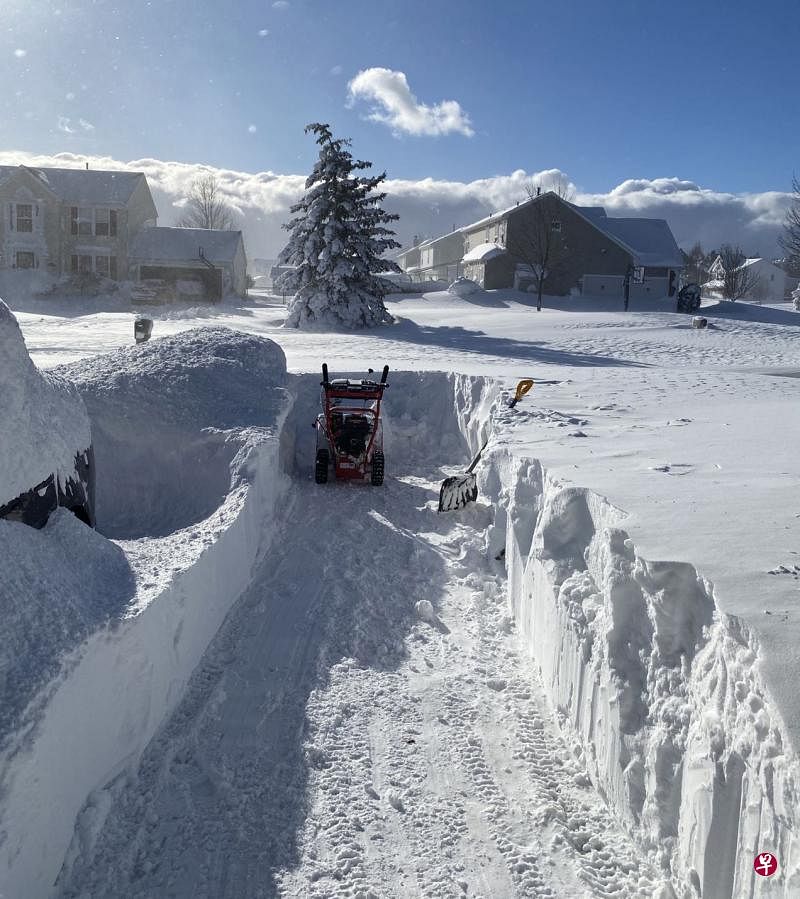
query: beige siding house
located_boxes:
[416,232,465,283]
[0,165,157,279]
[129,227,248,299]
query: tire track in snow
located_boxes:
[56,469,667,899]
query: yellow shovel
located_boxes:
[438,379,534,512]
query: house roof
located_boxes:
[463,242,505,263]
[0,165,147,205]
[130,227,244,263]
[588,216,684,268]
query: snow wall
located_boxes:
[0,345,496,899]
[482,449,800,898]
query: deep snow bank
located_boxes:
[0,328,290,899]
[0,299,90,506]
[484,449,800,897]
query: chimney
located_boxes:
[452,223,455,232]
[536,186,541,196]
[85,162,89,170]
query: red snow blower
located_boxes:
[314,363,388,486]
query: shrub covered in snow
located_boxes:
[448,277,481,297]
[277,123,401,330]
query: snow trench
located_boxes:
[482,449,800,897]
[0,352,496,899]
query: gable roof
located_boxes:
[0,165,147,205]
[130,226,244,263]
[590,216,684,268]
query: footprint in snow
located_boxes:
[650,463,694,475]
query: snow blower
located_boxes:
[438,379,534,513]
[314,363,389,486]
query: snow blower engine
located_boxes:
[314,363,388,486]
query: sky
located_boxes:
[1,0,798,258]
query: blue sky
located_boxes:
[2,0,798,195]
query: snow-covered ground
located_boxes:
[3,287,800,897]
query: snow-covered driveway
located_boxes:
[56,469,663,899]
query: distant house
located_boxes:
[129,227,247,300]
[395,241,422,281]
[458,192,683,299]
[703,256,787,302]
[416,232,465,283]
[0,164,157,278]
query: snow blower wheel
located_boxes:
[313,363,388,486]
[371,451,384,486]
[315,448,329,484]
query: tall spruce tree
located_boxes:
[277,123,401,329]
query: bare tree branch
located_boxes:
[523,173,575,203]
[779,175,800,277]
[506,195,569,311]
[719,244,760,301]
[176,174,238,230]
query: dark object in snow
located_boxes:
[134,317,153,343]
[314,363,388,486]
[0,448,95,529]
[677,283,702,314]
[692,316,708,329]
[438,379,534,513]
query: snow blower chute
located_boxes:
[314,363,389,486]
[438,379,534,513]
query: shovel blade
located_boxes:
[438,473,478,513]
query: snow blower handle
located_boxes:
[508,379,534,408]
[321,363,329,386]
[380,364,389,384]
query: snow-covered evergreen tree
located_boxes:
[277,123,402,329]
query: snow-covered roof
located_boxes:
[130,227,244,264]
[462,242,506,263]
[0,165,146,205]
[590,217,684,268]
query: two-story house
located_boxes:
[0,164,157,279]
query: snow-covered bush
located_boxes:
[277,123,401,330]
[448,277,481,297]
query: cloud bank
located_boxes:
[0,150,791,263]
[347,68,474,138]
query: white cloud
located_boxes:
[347,68,474,138]
[330,65,343,76]
[57,117,75,134]
[258,28,269,37]
[248,124,257,134]
[13,49,27,58]
[78,118,95,132]
[0,151,790,262]
[272,1,289,8]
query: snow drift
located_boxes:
[0,328,291,899]
[483,448,800,897]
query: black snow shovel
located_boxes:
[437,379,534,513]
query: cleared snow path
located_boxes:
[56,466,666,898]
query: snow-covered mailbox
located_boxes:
[0,300,94,528]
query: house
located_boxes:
[0,164,157,278]
[416,231,465,283]
[459,192,683,299]
[395,243,422,279]
[703,256,787,302]
[129,227,248,300]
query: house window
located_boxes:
[15,204,33,232]
[15,251,35,269]
[551,220,562,232]
[71,207,93,236]
[94,209,118,237]
[94,255,118,278]
[71,254,92,273]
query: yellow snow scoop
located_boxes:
[437,379,534,513]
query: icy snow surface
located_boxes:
[5,287,800,896]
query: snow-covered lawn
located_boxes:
[3,287,800,897]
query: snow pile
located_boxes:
[448,277,482,297]
[485,449,800,895]
[57,327,288,538]
[0,328,291,899]
[0,299,90,506]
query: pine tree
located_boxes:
[277,123,401,329]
